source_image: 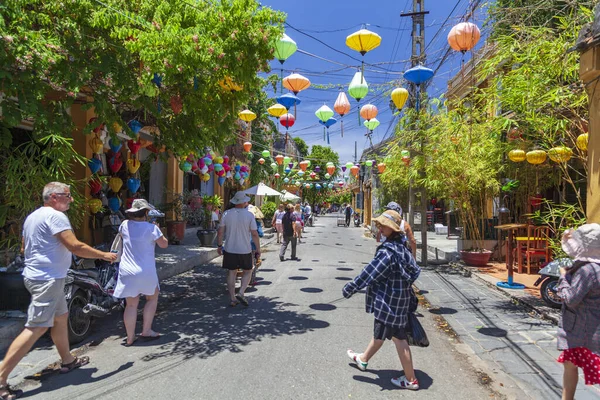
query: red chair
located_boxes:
[517,225,551,274]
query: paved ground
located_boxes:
[7,215,504,399]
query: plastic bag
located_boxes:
[406,313,429,347]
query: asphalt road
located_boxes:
[18,215,505,399]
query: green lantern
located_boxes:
[270,162,277,169]
[348,71,369,102]
[262,150,270,158]
[364,118,380,132]
[274,33,297,64]
[345,162,354,169]
[365,160,373,167]
[401,150,410,158]
[284,156,291,165]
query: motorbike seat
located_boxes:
[73,269,99,280]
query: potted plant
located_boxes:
[261,201,277,229]
[164,191,189,245]
[197,194,222,247]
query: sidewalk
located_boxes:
[0,227,276,383]
[415,265,600,399]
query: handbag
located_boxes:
[110,223,124,263]
[406,313,429,347]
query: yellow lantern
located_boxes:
[268,104,287,118]
[526,150,547,165]
[576,133,588,151]
[391,88,409,111]
[548,146,573,163]
[282,73,311,95]
[89,198,103,214]
[127,158,141,174]
[112,122,122,133]
[202,173,211,182]
[346,29,382,55]
[89,136,104,154]
[109,177,123,193]
[508,149,526,162]
[238,109,256,122]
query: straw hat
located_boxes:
[372,210,403,233]
[125,199,156,213]
[230,191,250,205]
[247,204,264,219]
[561,223,600,263]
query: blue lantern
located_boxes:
[318,118,337,144]
[109,138,122,153]
[276,93,301,111]
[127,178,141,193]
[108,197,120,213]
[88,158,102,174]
[403,65,434,112]
[217,176,225,186]
[128,120,143,134]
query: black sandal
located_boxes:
[59,356,90,374]
[0,384,23,400]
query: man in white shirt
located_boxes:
[0,182,117,400]
[217,192,260,307]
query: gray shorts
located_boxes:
[24,278,68,328]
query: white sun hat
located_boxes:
[561,223,600,263]
[230,191,251,205]
[125,199,156,213]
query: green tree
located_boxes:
[308,145,340,178]
[293,136,309,158]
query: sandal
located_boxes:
[235,293,249,307]
[138,333,161,341]
[0,384,23,400]
[59,356,90,374]
[229,301,239,307]
[122,337,138,347]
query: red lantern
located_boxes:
[530,194,543,208]
[280,113,295,130]
[89,178,102,195]
[127,139,142,155]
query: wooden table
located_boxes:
[495,223,527,289]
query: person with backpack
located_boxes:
[342,210,421,390]
[385,202,416,257]
[279,204,298,262]
[556,224,600,400]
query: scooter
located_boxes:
[65,253,124,344]
[533,258,572,309]
[353,212,361,227]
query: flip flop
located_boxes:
[122,337,139,347]
[138,333,161,341]
[59,356,90,374]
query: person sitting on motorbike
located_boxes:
[303,202,312,227]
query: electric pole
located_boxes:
[401,0,429,266]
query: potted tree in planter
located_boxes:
[197,194,222,247]
[261,200,277,229]
[164,191,190,245]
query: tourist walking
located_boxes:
[114,199,169,347]
[342,210,422,390]
[293,204,303,243]
[0,182,117,400]
[345,203,353,227]
[384,202,417,257]
[556,224,600,400]
[272,203,285,244]
[279,204,298,261]
[217,192,260,307]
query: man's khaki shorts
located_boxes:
[24,278,68,328]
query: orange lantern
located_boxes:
[258,158,265,165]
[327,165,336,175]
[350,165,359,177]
[360,104,378,121]
[243,142,252,152]
[282,73,311,95]
[275,154,284,165]
[447,22,481,53]
[377,163,386,173]
[299,160,309,171]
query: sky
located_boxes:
[259,0,487,164]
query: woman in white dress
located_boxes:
[113,199,168,346]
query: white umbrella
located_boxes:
[280,190,301,203]
[242,182,282,197]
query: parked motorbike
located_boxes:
[353,212,361,227]
[65,253,123,344]
[533,258,572,309]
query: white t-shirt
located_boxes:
[274,210,285,224]
[305,205,312,215]
[22,206,73,280]
[221,208,257,254]
[118,220,163,277]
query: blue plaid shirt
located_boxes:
[343,235,421,328]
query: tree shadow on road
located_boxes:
[352,369,433,390]
[140,265,330,362]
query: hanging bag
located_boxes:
[406,312,429,347]
[110,221,125,263]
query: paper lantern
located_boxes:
[109,138,122,153]
[128,120,143,134]
[345,162,354,169]
[239,109,256,122]
[108,154,123,173]
[282,73,311,95]
[400,150,410,158]
[127,178,141,193]
[127,158,141,174]
[89,137,104,154]
[88,158,102,174]
[179,161,192,172]
[404,65,434,85]
[270,162,277,170]
[508,149,526,163]
[377,163,386,173]
[365,160,373,167]
[275,154,284,165]
[350,165,359,176]
[258,158,265,165]
[284,156,291,165]
[576,133,588,151]
[526,150,547,165]
[348,71,368,102]
[262,150,271,158]
[274,33,297,64]
[364,118,380,132]
[268,103,287,118]
[274,172,281,179]
[325,173,331,179]
[297,171,304,177]
[299,161,309,171]
[360,104,378,121]
[243,142,252,152]
[327,165,336,175]
[127,139,141,155]
[315,105,334,123]
[277,93,301,111]
[391,88,409,110]
[346,28,382,55]
[334,91,351,138]
[89,198,103,214]
[548,146,573,163]
[310,172,316,179]
[280,113,295,130]
[448,22,481,53]
[109,177,123,193]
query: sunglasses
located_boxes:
[54,193,72,199]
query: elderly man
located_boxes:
[217,192,260,307]
[384,202,417,257]
[0,182,117,400]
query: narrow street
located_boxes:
[18,216,508,399]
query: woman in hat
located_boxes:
[556,223,600,399]
[114,199,169,346]
[384,202,416,257]
[342,210,421,390]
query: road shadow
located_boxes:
[139,265,329,361]
[428,307,458,315]
[352,369,432,390]
[300,287,323,293]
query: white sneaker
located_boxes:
[391,376,419,390]
[347,349,368,371]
